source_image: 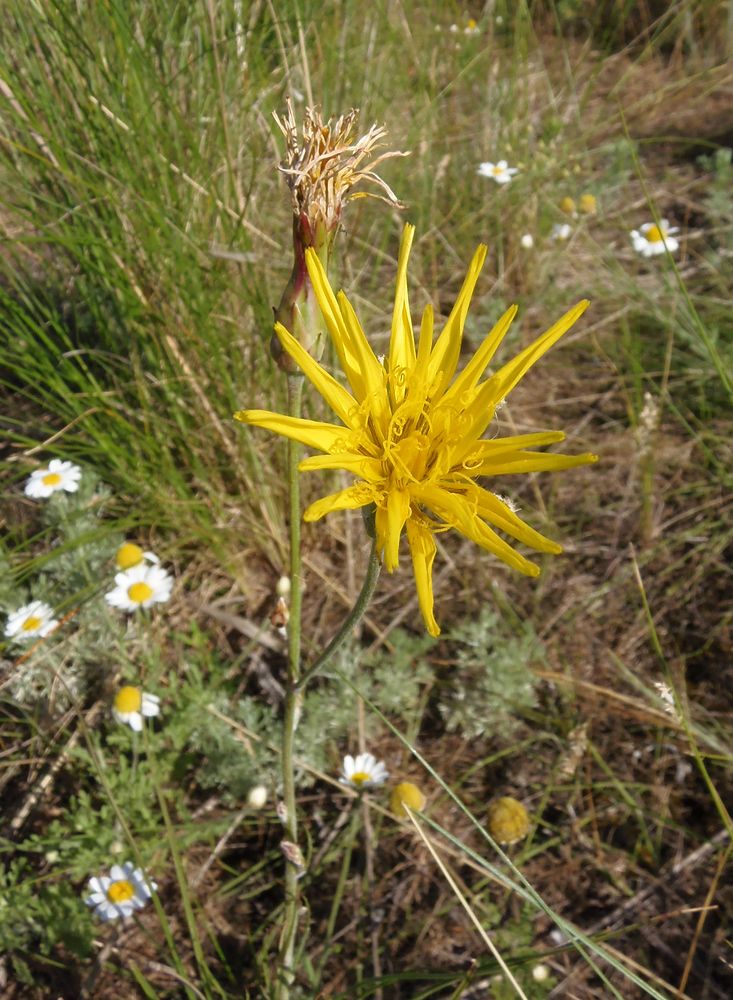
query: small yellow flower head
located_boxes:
[115,542,144,569]
[486,796,530,845]
[390,781,426,817]
[559,196,576,216]
[236,224,597,636]
[271,99,406,368]
[579,193,597,215]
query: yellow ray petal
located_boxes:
[304,483,376,522]
[304,248,361,380]
[484,300,589,404]
[439,304,518,407]
[406,520,440,636]
[415,303,434,379]
[299,452,384,480]
[415,484,541,576]
[273,322,359,429]
[388,224,417,398]
[234,409,351,453]
[451,430,567,469]
[475,450,598,476]
[337,291,390,433]
[381,487,411,571]
[473,488,562,554]
[426,243,487,399]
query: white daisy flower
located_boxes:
[520,233,534,249]
[630,220,679,257]
[24,459,82,499]
[84,862,156,922]
[339,752,389,791]
[550,222,572,241]
[112,686,160,732]
[105,563,173,612]
[4,600,58,643]
[115,542,160,570]
[477,160,519,185]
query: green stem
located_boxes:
[276,374,303,1000]
[314,806,360,985]
[296,540,380,692]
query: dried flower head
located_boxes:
[274,98,405,245]
[272,100,406,367]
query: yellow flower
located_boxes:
[579,193,597,215]
[486,796,530,845]
[235,225,596,636]
[390,781,426,817]
[558,196,576,216]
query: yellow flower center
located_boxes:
[116,543,144,569]
[645,224,665,243]
[390,782,426,817]
[22,615,42,632]
[351,771,371,785]
[106,879,135,903]
[559,196,576,215]
[42,472,62,486]
[466,18,477,29]
[114,686,143,713]
[127,582,153,604]
[492,165,504,176]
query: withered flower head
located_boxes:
[274,98,406,246]
[272,100,407,368]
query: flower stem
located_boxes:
[296,540,380,693]
[276,374,303,1000]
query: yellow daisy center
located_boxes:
[645,224,665,243]
[350,771,371,785]
[42,472,62,486]
[492,165,504,176]
[559,196,576,215]
[127,582,153,604]
[466,18,477,29]
[22,615,42,632]
[106,879,135,903]
[115,686,143,713]
[116,543,144,569]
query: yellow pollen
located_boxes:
[351,771,371,785]
[114,685,143,713]
[492,166,504,176]
[645,224,665,243]
[128,582,154,604]
[21,616,42,632]
[42,472,62,486]
[106,879,135,903]
[116,543,144,569]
